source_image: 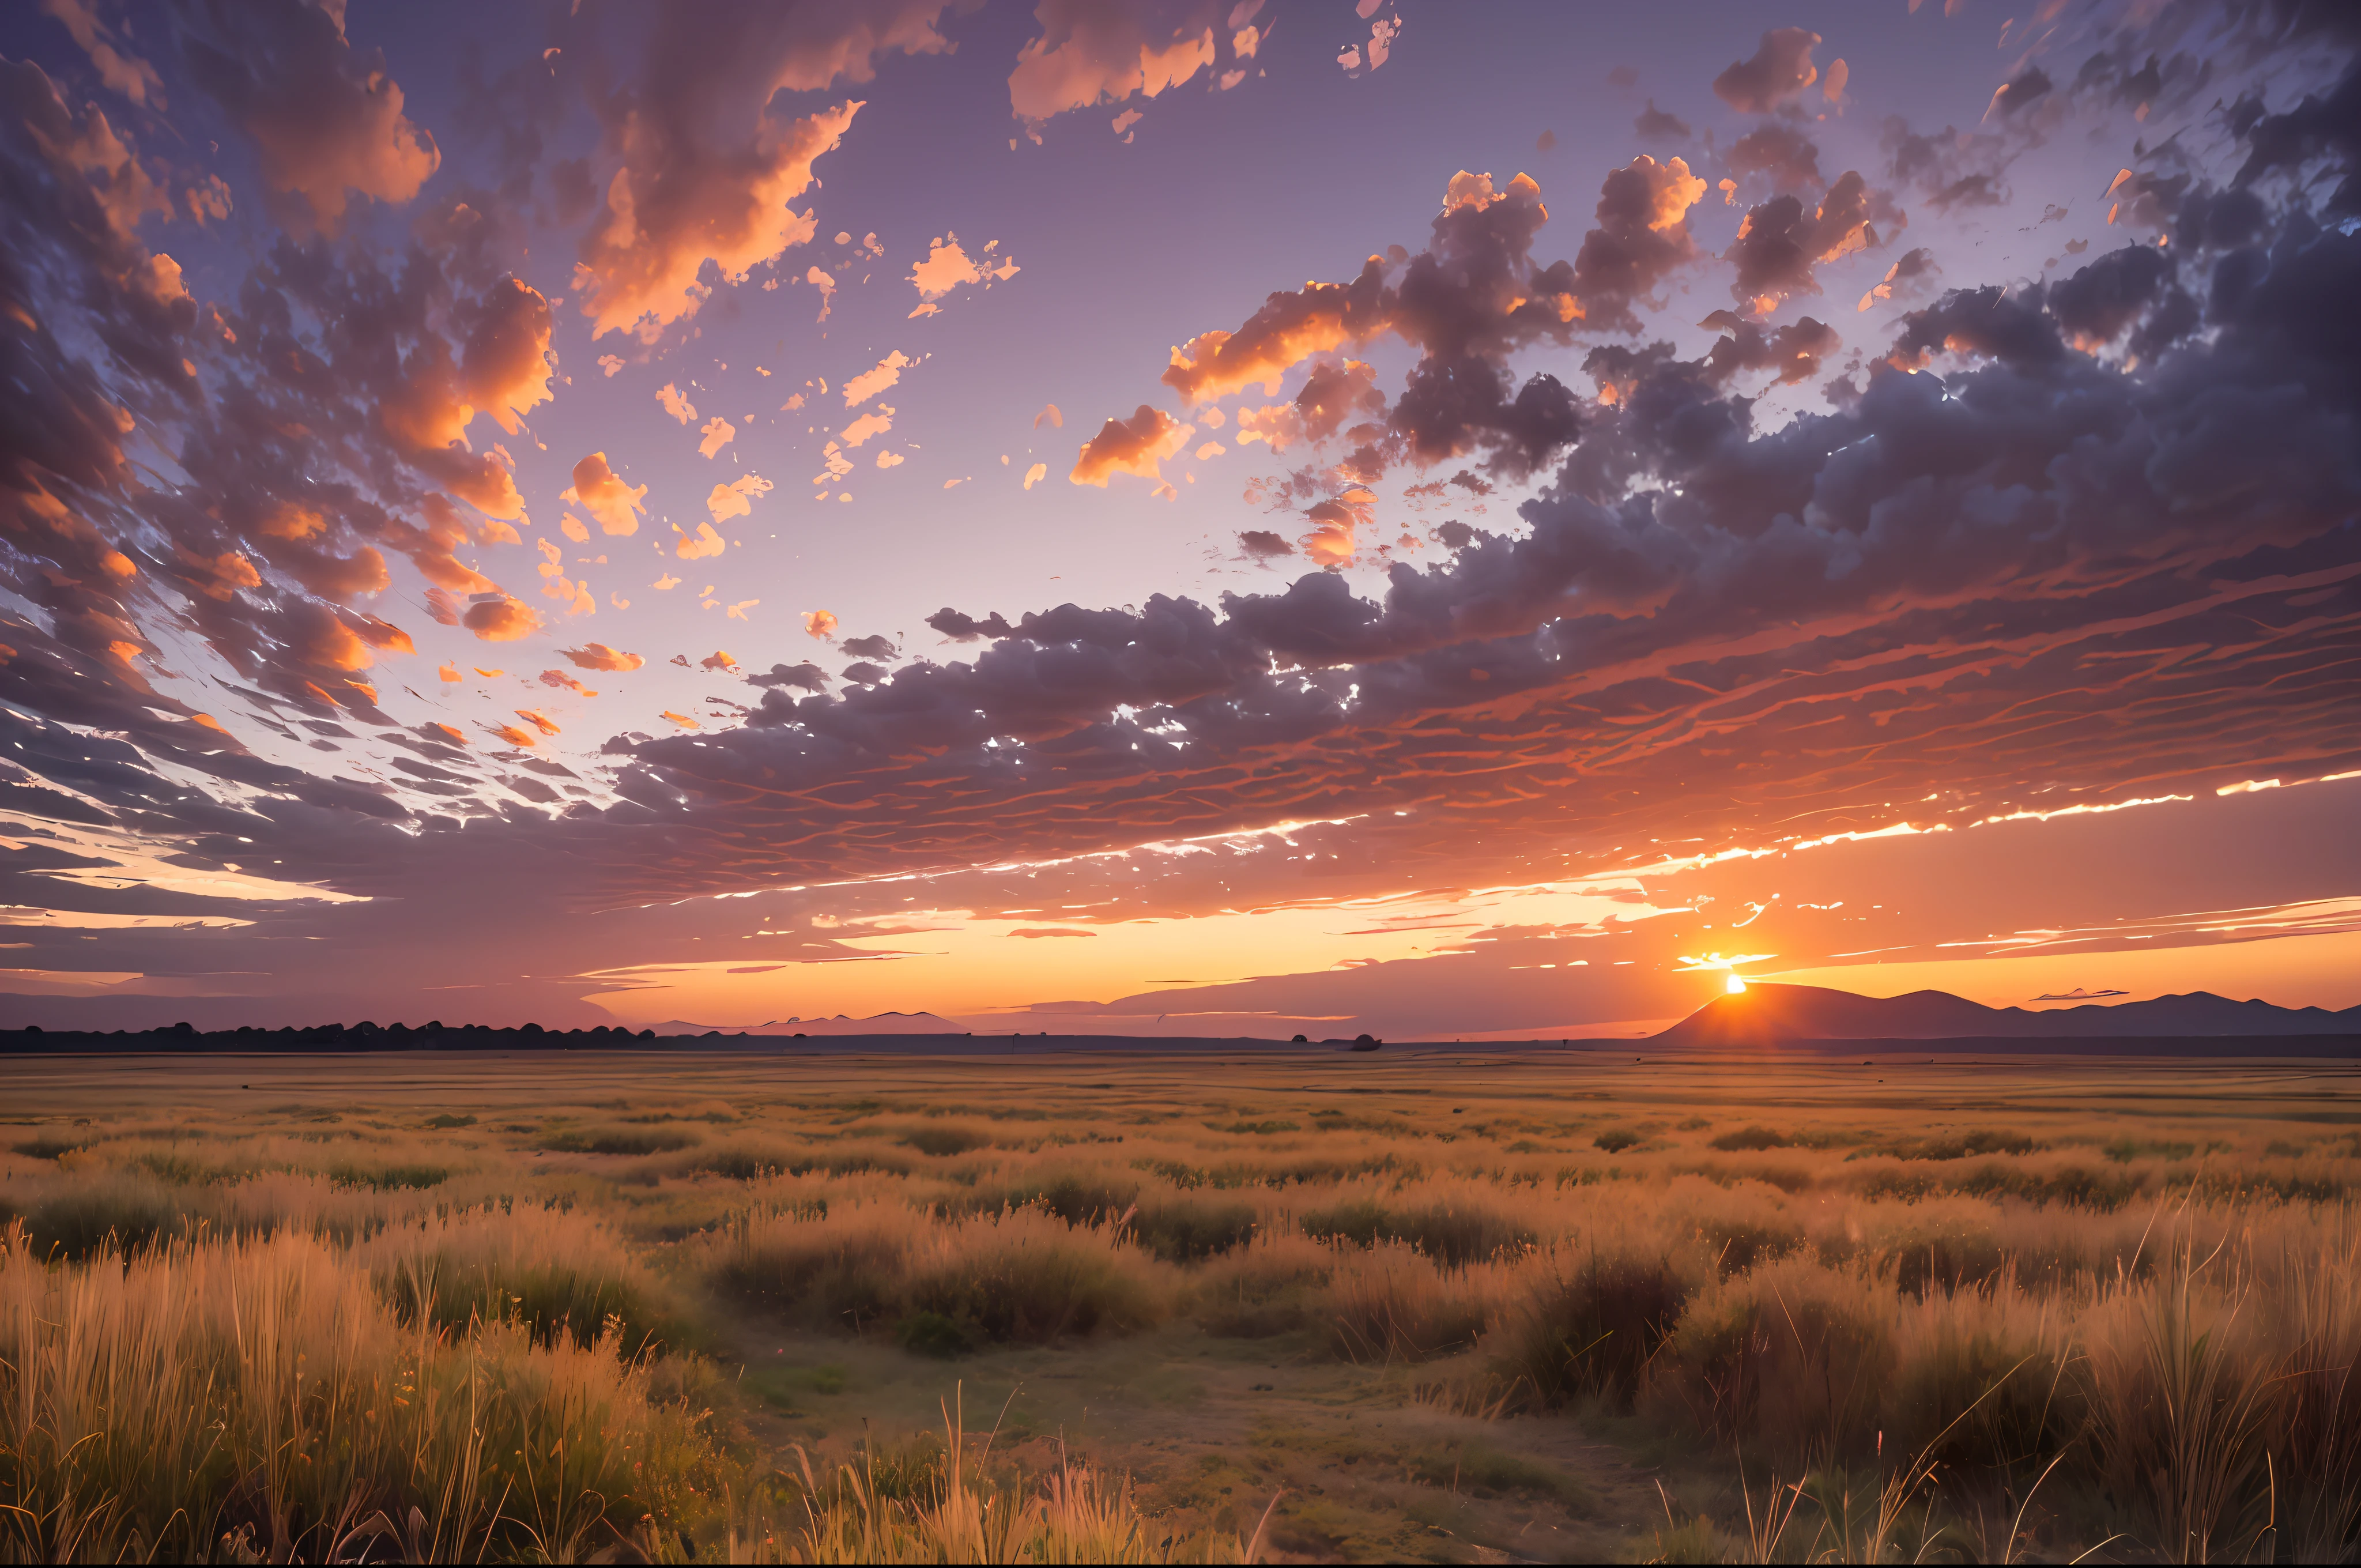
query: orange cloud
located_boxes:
[844,350,912,405]
[463,595,540,642]
[561,451,648,536]
[459,278,555,434]
[1300,486,1375,568]
[908,234,1017,302]
[561,642,645,672]
[677,520,729,558]
[515,708,561,736]
[699,416,737,457]
[804,609,838,640]
[1009,0,1216,134]
[188,1,440,234]
[706,474,772,523]
[657,383,698,424]
[1070,405,1191,486]
[576,99,860,338]
[840,409,893,448]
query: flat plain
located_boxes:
[4,1044,2358,1563]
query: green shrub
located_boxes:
[1708,1126,1789,1152]
[1487,1242,1696,1408]
[539,1125,699,1155]
[900,1126,992,1157]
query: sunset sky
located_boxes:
[2,0,2356,1036]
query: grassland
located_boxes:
[2,1043,2358,1563]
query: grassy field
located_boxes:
[2,1044,2358,1563]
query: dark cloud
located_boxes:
[748,662,829,692]
[179,0,441,236]
[1711,28,1821,115]
[1238,529,1293,560]
[1985,67,2053,120]
[1634,100,1690,141]
[2231,62,2361,215]
[840,634,899,661]
[1696,312,1842,385]
[1882,116,2013,212]
[927,609,1017,642]
[1725,123,1821,194]
[1158,161,1707,493]
[1725,171,1883,308]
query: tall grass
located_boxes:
[0,1223,719,1563]
[6,1073,2359,1559]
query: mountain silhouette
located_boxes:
[1654,983,2361,1046]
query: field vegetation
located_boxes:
[2,1046,2357,1561]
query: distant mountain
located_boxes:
[648,1011,965,1036]
[1654,983,2361,1046]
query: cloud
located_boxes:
[804,610,839,640]
[1163,159,1708,483]
[575,92,859,338]
[749,661,829,691]
[1711,27,1821,115]
[805,265,835,321]
[1726,172,1883,309]
[842,634,898,661]
[657,383,698,424]
[1983,67,2053,122]
[706,474,773,524]
[1023,461,1049,489]
[180,0,440,235]
[561,643,645,673]
[1695,312,1843,385]
[699,416,736,458]
[1034,402,1063,428]
[561,453,648,536]
[1009,0,1217,135]
[1634,100,1690,141]
[909,233,1019,302]
[1238,529,1293,559]
[700,651,739,673]
[840,409,893,448]
[41,0,164,107]
[1858,247,1941,311]
[455,278,555,435]
[844,350,912,405]
[462,596,539,642]
[1726,123,1821,195]
[1071,405,1192,485]
[539,670,597,696]
[1232,358,1385,453]
[677,521,728,557]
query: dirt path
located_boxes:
[714,1313,1669,1563]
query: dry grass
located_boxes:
[2,1048,2358,1560]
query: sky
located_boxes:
[1,0,2357,1038]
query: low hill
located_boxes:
[1654,982,2361,1046]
